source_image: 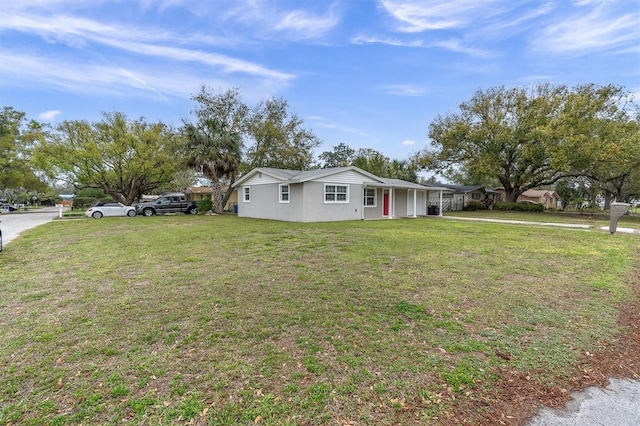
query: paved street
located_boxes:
[0,206,62,245]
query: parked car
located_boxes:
[85,202,137,219]
[1,203,18,212]
[135,192,198,216]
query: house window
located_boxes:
[242,186,250,202]
[363,188,376,207]
[325,184,349,203]
[472,193,481,200]
[279,184,290,203]
[442,193,453,198]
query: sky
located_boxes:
[1,0,639,162]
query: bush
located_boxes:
[494,202,544,212]
[463,201,485,211]
[72,196,115,210]
[197,198,213,214]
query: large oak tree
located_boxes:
[0,107,50,202]
[35,112,180,205]
[415,83,638,202]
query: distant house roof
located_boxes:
[185,186,230,194]
[441,184,486,193]
[521,189,557,198]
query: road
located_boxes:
[0,206,62,245]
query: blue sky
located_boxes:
[1,0,639,162]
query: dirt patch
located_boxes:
[448,250,640,425]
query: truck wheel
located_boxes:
[187,206,197,215]
[143,208,154,217]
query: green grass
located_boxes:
[0,215,638,424]
[446,208,640,227]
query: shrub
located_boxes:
[463,201,485,211]
[197,198,213,214]
[72,196,115,210]
[494,202,544,212]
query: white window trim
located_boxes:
[279,183,290,203]
[242,186,250,202]
[363,187,376,207]
[324,183,349,204]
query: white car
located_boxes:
[85,202,137,219]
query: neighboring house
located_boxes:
[518,189,558,209]
[232,166,451,222]
[185,186,238,211]
[429,185,500,211]
[493,188,559,209]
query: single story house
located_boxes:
[494,188,559,209]
[185,186,238,211]
[232,166,451,222]
[429,184,501,211]
[518,189,559,209]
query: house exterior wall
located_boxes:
[300,181,362,222]
[394,189,408,217]
[363,187,381,220]
[518,192,558,209]
[237,183,305,221]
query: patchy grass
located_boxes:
[0,215,638,425]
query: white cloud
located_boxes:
[307,116,369,137]
[381,84,428,96]
[351,34,424,47]
[0,50,287,101]
[379,0,505,32]
[532,3,640,54]
[0,12,294,82]
[401,139,416,146]
[427,39,496,58]
[38,110,62,121]
[351,35,493,58]
[272,7,340,39]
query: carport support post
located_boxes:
[438,191,443,217]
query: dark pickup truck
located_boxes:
[136,193,198,216]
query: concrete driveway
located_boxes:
[0,206,62,245]
[527,378,640,425]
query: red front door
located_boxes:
[383,191,389,216]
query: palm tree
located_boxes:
[183,118,242,214]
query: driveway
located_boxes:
[1,206,62,245]
[527,379,640,425]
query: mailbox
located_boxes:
[609,202,631,234]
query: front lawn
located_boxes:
[446,209,640,228]
[0,215,638,425]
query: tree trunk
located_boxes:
[221,174,236,211]
[211,178,224,214]
[506,190,521,202]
